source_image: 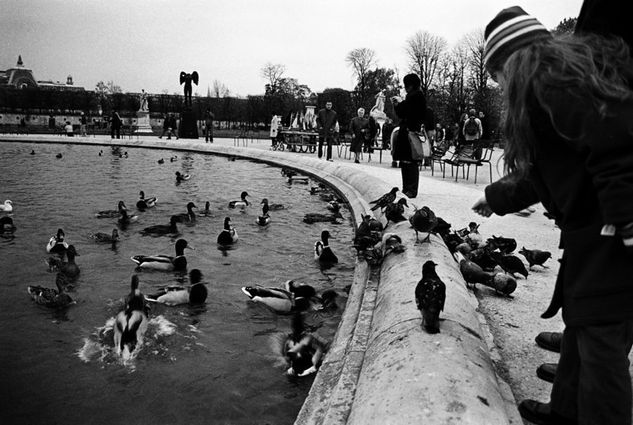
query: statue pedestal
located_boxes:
[371,112,387,143]
[178,109,198,139]
[135,111,153,135]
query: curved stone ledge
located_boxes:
[0,136,517,424]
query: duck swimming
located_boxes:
[140,215,179,236]
[228,191,249,208]
[46,228,69,254]
[118,209,139,227]
[145,269,207,305]
[303,212,343,225]
[130,238,191,271]
[199,201,213,217]
[96,201,127,218]
[175,171,191,182]
[47,245,80,281]
[113,275,149,361]
[89,228,119,244]
[174,202,197,223]
[0,200,13,212]
[27,273,75,308]
[217,217,238,245]
[0,216,16,235]
[256,202,271,226]
[283,313,326,377]
[136,191,157,210]
[240,285,309,313]
[260,198,285,211]
[314,230,338,264]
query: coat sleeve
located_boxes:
[484,173,540,216]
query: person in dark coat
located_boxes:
[392,73,426,198]
[349,107,368,163]
[316,101,337,161]
[110,110,122,139]
[473,7,633,425]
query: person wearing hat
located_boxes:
[472,6,633,425]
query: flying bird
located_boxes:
[415,261,446,334]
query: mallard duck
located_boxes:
[260,198,285,211]
[326,201,340,213]
[303,212,343,224]
[140,215,179,236]
[56,153,63,159]
[0,200,13,212]
[199,201,213,217]
[157,158,165,164]
[217,217,238,245]
[174,202,197,223]
[146,269,207,305]
[114,275,149,361]
[228,191,249,208]
[1,216,16,235]
[89,228,119,244]
[47,245,80,280]
[283,313,326,377]
[284,280,316,299]
[96,201,127,218]
[314,230,338,264]
[241,285,295,312]
[118,209,139,226]
[175,171,190,182]
[136,191,157,210]
[287,174,309,184]
[256,202,271,226]
[130,238,191,271]
[27,274,75,308]
[46,228,69,254]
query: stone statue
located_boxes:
[139,89,149,112]
[180,71,199,106]
[370,90,387,120]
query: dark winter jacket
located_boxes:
[392,88,426,161]
[484,89,633,326]
[316,108,337,138]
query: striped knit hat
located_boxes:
[484,6,552,72]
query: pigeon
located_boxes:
[467,246,498,272]
[442,232,465,254]
[384,198,408,225]
[487,235,517,255]
[382,233,406,256]
[459,258,493,289]
[434,217,452,238]
[518,247,552,269]
[369,187,399,211]
[409,205,438,243]
[415,261,446,334]
[490,251,529,279]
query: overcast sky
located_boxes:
[1,0,583,97]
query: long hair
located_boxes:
[501,34,633,177]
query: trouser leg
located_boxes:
[326,138,332,160]
[400,161,419,197]
[318,137,324,158]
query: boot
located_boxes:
[401,161,419,198]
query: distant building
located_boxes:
[0,55,84,91]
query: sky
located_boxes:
[1,0,584,97]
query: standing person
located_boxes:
[48,114,56,131]
[381,117,394,150]
[392,73,426,198]
[204,108,214,143]
[269,115,281,148]
[456,112,467,147]
[316,101,337,161]
[64,121,74,137]
[366,115,378,154]
[80,112,87,137]
[473,6,633,425]
[349,108,368,163]
[110,110,122,139]
[462,108,483,158]
[478,111,489,140]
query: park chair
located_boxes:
[429,145,449,176]
[442,144,476,181]
[464,141,495,183]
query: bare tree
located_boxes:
[346,48,377,106]
[463,29,487,97]
[260,63,286,92]
[212,79,230,98]
[404,31,448,95]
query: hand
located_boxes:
[472,196,493,217]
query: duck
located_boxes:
[113,275,149,361]
[326,201,340,213]
[217,217,238,245]
[241,285,295,313]
[118,209,139,226]
[260,198,285,211]
[89,228,119,244]
[98,150,103,156]
[1,216,16,235]
[46,228,69,254]
[199,201,213,217]
[303,212,343,225]
[228,191,250,208]
[130,238,191,271]
[0,200,13,212]
[30,149,36,155]
[283,313,326,377]
[256,202,271,226]
[47,245,80,282]
[173,202,197,223]
[287,174,309,184]
[145,269,207,305]
[56,153,63,159]
[27,273,75,308]
[136,190,157,210]
[96,201,127,218]
[314,230,338,264]
[284,280,317,299]
[140,215,179,236]
[157,158,164,164]
[175,171,191,182]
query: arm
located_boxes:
[480,173,540,216]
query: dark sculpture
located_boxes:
[180,71,199,106]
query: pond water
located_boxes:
[0,142,356,425]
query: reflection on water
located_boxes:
[0,142,355,425]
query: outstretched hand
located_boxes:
[472,196,493,217]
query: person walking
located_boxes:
[110,110,122,139]
[80,112,87,137]
[316,101,337,161]
[473,6,633,425]
[462,108,483,159]
[349,108,368,163]
[392,73,426,198]
[204,108,214,142]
